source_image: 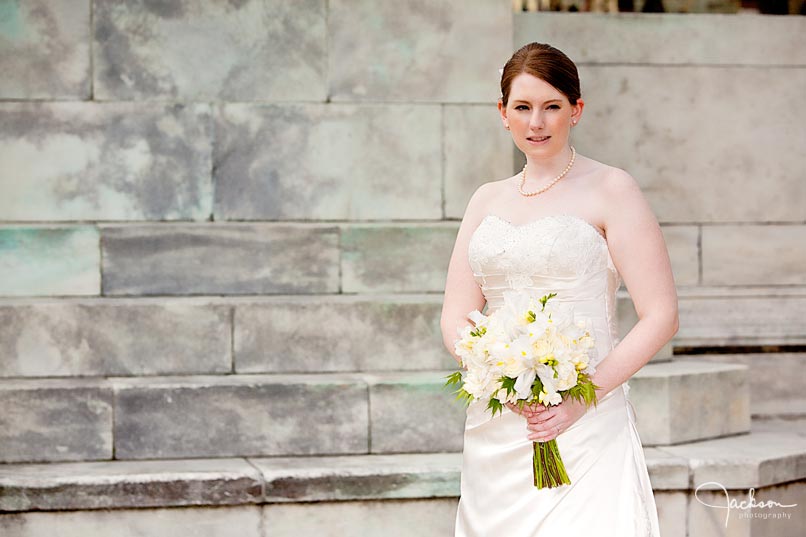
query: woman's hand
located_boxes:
[506,397,589,442]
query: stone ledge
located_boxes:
[0,458,262,512]
[2,433,805,512]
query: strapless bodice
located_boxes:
[467,213,622,368]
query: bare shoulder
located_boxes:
[465,173,517,210]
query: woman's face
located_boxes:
[499,72,583,159]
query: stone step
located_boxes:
[750,399,806,437]
[674,352,806,402]
[3,290,806,379]
[1,432,805,536]
[630,360,750,446]
[1,362,749,463]
[0,372,465,463]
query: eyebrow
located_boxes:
[513,99,562,104]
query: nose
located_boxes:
[529,110,545,130]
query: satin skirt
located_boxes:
[454,383,661,537]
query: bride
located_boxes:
[441,42,679,536]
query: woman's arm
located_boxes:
[440,183,491,364]
[590,167,680,398]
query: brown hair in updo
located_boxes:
[500,43,581,107]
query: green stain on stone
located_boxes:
[0,0,25,41]
[0,227,100,296]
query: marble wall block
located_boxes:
[0,378,113,463]
[328,0,510,103]
[101,224,339,295]
[341,224,458,293]
[234,296,452,373]
[93,0,326,101]
[570,66,806,224]
[0,300,230,377]
[0,226,99,296]
[262,498,459,537]
[0,0,90,99]
[702,224,806,285]
[0,458,262,511]
[367,372,466,454]
[0,505,262,537]
[630,361,750,445]
[676,291,806,346]
[686,481,805,537]
[0,102,212,221]
[112,374,368,459]
[213,103,442,220]
[514,13,806,66]
[444,105,517,219]
[660,225,699,286]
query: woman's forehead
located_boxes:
[509,73,564,101]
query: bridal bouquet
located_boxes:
[446,290,601,489]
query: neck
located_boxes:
[523,146,575,185]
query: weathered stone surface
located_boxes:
[328,0,511,102]
[654,492,687,537]
[661,225,699,286]
[367,372,465,454]
[0,300,230,377]
[234,295,453,373]
[659,432,806,489]
[253,453,460,503]
[0,0,90,99]
[0,102,212,221]
[112,374,368,459]
[675,353,806,403]
[214,104,441,220]
[0,458,261,511]
[688,480,805,537]
[630,360,750,445]
[0,227,99,296]
[93,0,326,101]
[341,224,458,293]
[571,66,806,223]
[102,224,339,295]
[0,379,112,463]
[703,224,806,285]
[515,13,805,65]
[262,498,459,536]
[0,505,262,537]
[644,448,690,490]
[444,105,516,218]
[675,288,806,346]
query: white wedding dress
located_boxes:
[455,213,661,537]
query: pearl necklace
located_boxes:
[518,146,576,197]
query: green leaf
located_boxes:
[487,397,504,418]
[444,371,463,388]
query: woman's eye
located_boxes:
[515,105,528,110]
[547,105,560,110]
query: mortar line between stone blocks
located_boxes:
[243,457,267,504]
[697,224,703,286]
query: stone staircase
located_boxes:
[1,290,805,536]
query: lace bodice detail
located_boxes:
[467,213,622,365]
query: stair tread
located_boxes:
[1,431,805,512]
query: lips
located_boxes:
[527,136,550,142]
